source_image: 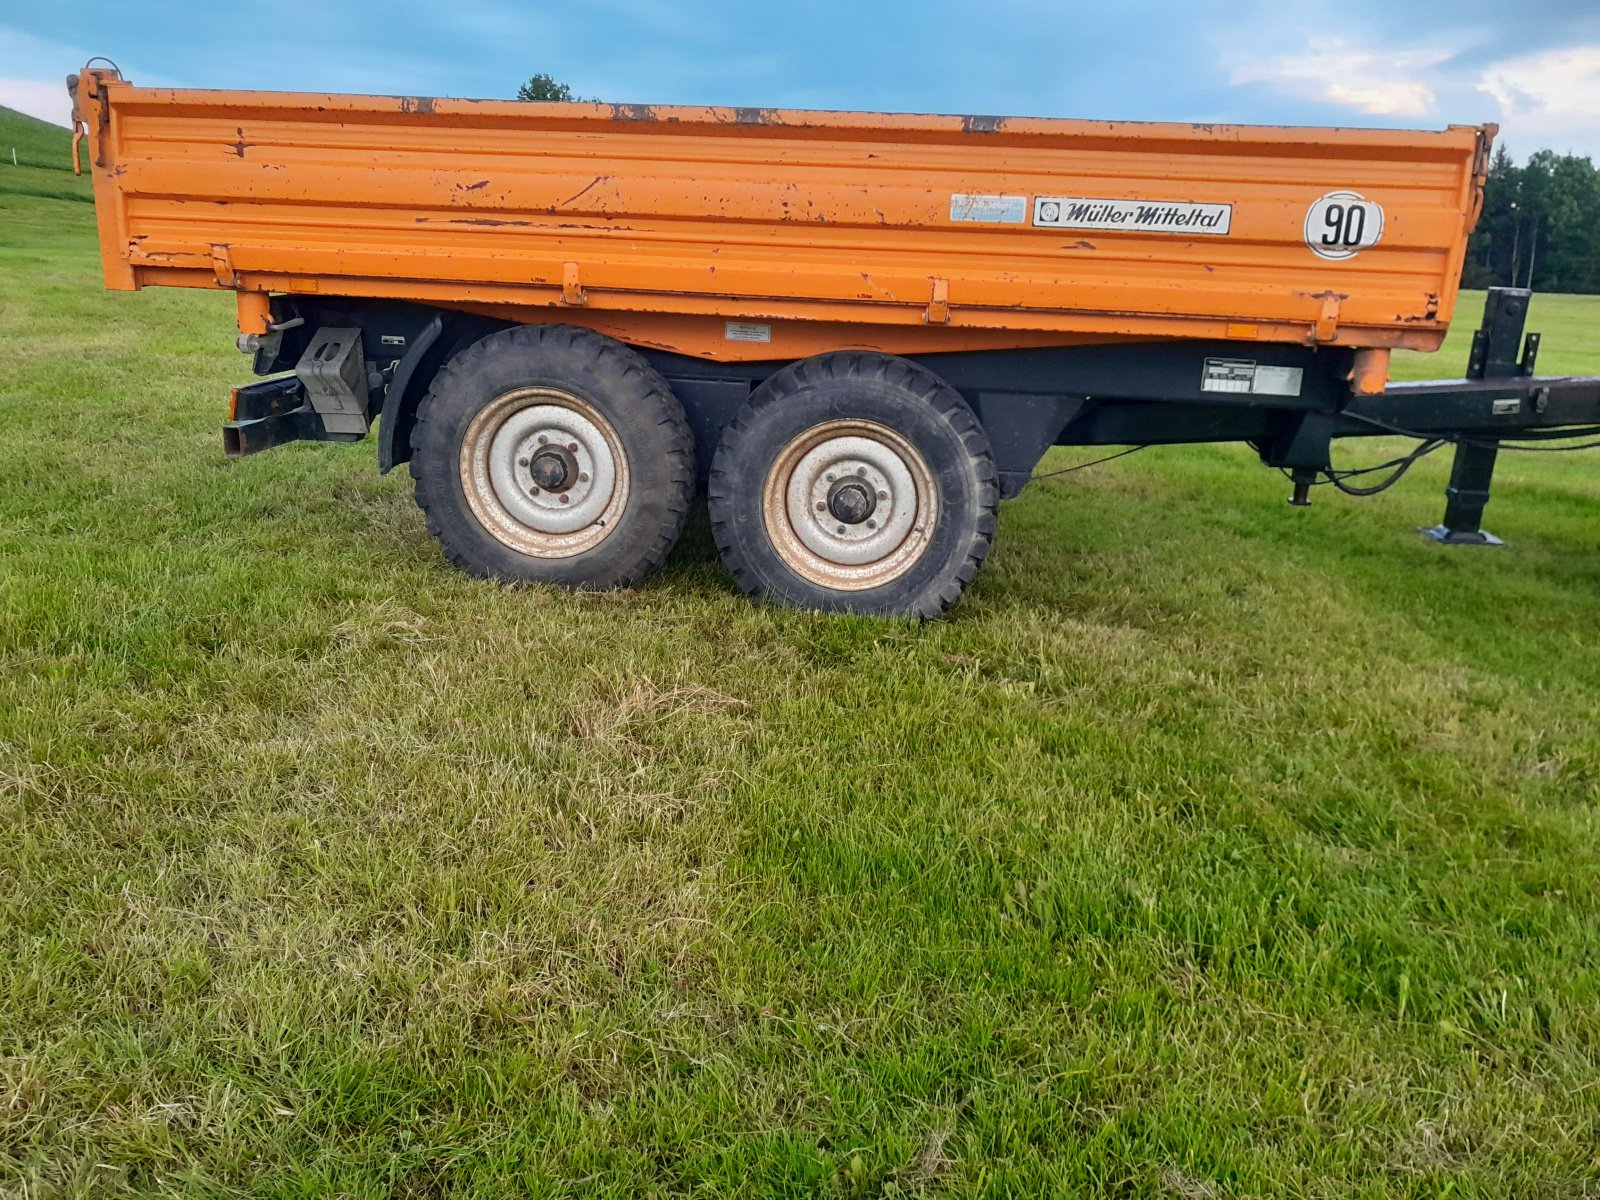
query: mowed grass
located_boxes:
[3,106,1599,1197]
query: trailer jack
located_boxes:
[1421,440,1502,545]
[1416,288,1540,546]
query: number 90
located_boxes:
[1305,191,1384,260]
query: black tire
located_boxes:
[708,351,998,618]
[409,325,693,588]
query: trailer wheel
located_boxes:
[410,325,693,588]
[709,352,997,617]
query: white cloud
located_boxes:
[0,76,72,127]
[1227,37,1453,118]
[1480,45,1600,156]
[0,22,181,129]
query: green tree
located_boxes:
[516,74,578,103]
[1464,146,1600,294]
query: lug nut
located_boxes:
[537,434,548,445]
[560,494,570,505]
[815,502,826,512]
[518,456,529,468]
[867,519,877,529]
[567,442,578,453]
[578,472,589,483]
[877,490,888,500]
[825,473,835,482]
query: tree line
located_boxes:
[1463,146,1600,294]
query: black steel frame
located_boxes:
[227,287,1598,545]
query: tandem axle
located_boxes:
[225,286,1598,611]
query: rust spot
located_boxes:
[399,96,436,115]
[1061,240,1096,250]
[460,179,490,191]
[437,217,533,227]
[609,103,656,121]
[232,127,248,158]
[732,107,778,125]
[961,115,1005,134]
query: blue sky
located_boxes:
[3,0,1598,159]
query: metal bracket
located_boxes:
[294,327,370,435]
[925,277,950,325]
[1521,332,1540,376]
[562,261,585,305]
[210,243,237,289]
[1313,293,1341,342]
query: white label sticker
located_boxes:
[1253,365,1305,397]
[950,193,1027,223]
[724,321,772,343]
[1033,196,1232,235]
[1202,358,1303,397]
[1304,191,1384,260]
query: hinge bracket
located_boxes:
[210,243,237,289]
[924,277,950,324]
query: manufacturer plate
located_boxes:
[1202,358,1303,397]
[724,321,772,343]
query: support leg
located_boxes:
[1420,439,1502,545]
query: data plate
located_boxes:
[1202,358,1303,397]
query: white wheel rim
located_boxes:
[460,386,629,558]
[761,419,937,591]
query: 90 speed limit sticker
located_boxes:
[1304,191,1384,260]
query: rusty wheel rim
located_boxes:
[460,386,629,559]
[760,419,938,591]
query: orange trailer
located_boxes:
[69,66,1600,615]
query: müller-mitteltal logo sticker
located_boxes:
[1032,196,1233,235]
[1305,191,1385,260]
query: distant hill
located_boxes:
[1,105,76,170]
[0,104,93,203]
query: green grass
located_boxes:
[0,105,94,207]
[3,105,1598,1197]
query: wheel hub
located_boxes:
[529,446,575,492]
[827,477,876,525]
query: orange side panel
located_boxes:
[75,70,1491,362]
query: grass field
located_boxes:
[3,105,1598,1197]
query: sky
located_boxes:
[3,0,1598,161]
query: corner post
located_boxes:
[1421,287,1529,545]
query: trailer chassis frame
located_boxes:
[226,287,1598,546]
